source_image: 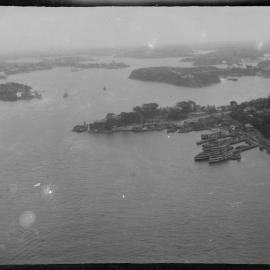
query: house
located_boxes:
[245,123,255,131]
[243,107,255,113]
[0,72,7,79]
[189,111,207,117]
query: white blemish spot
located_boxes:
[42,185,54,197]
[257,41,264,50]
[34,182,41,187]
[201,31,207,39]
[9,184,18,194]
[230,201,242,208]
[122,194,126,199]
[147,37,157,49]
[19,211,36,229]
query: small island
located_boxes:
[0,82,42,101]
[129,66,221,87]
[128,65,262,88]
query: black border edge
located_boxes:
[0,1,270,270]
[0,0,269,6]
[0,264,270,270]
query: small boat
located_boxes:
[72,123,88,133]
[209,155,227,164]
[132,126,143,132]
[167,127,177,133]
[209,151,233,165]
[103,130,113,134]
[201,134,210,140]
[228,77,238,82]
[103,86,107,91]
[230,153,241,161]
[36,93,42,99]
[63,93,68,98]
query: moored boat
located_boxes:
[228,77,238,82]
[209,152,232,164]
[167,127,177,133]
[230,152,241,160]
[194,152,209,161]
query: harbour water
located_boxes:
[0,58,270,263]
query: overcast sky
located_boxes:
[0,7,269,53]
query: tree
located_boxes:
[142,103,159,111]
[120,112,140,125]
[205,105,217,113]
[106,113,115,119]
[175,101,196,113]
[230,100,238,107]
[133,106,142,113]
[167,107,186,121]
[141,103,159,118]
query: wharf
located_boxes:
[233,143,258,153]
[194,128,259,165]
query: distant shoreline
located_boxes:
[0,56,129,80]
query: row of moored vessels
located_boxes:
[195,136,241,164]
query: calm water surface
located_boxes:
[0,58,270,263]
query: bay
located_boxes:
[0,58,270,263]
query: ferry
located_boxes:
[72,124,88,133]
[194,152,209,161]
[209,151,233,164]
[230,152,241,161]
[200,131,229,142]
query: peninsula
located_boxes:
[0,82,42,101]
[73,97,270,165]
[73,100,225,134]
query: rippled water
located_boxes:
[0,58,270,263]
